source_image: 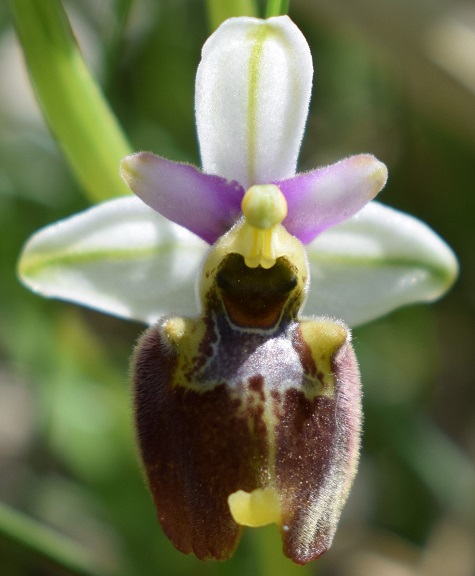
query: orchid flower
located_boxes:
[18,16,457,565]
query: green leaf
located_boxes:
[10,0,132,204]
[0,501,110,576]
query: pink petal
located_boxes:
[121,152,245,244]
[278,155,388,244]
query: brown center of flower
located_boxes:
[216,253,298,328]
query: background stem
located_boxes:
[265,0,290,18]
[10,0,132,204]
[206,0,259,31]
[0,502,110,576]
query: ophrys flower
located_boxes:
[18,15,458,564]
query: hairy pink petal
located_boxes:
[278,155,388,244]
[121,152,244,244]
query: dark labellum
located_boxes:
[132,251,361,564]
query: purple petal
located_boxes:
[121,152,245,244]
[277,155,388,244]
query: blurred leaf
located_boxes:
[265,0,289,18]
[10,0,132,203]
[0,501,112,576]
[206,0,259,31]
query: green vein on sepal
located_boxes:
[19,243,204,277]
[308,251,458,293]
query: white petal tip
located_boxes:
[353,154,388,195]
[120,153,147,185]
[372,160,389,192]
[433,244,459,298]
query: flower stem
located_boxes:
[265,0,290,18]
[10,0,132,204]
[253,525,312,576]
[0,501,110,576]
[206,0,259,31]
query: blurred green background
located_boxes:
[0,0,474,575]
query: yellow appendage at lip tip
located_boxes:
[239,184,288,269]
[228,487,281,527]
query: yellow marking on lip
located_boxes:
[163,317,187,347]
[300,320,348,396]
[228,487,281,527]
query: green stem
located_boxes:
[0,502,109,576]
[206,0,259,31]
[253,525,312,576]
[10,0,132,204]
[265,0,290,17]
